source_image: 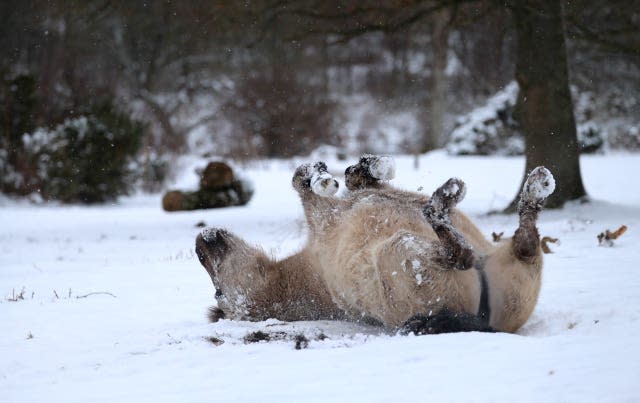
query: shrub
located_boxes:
[20,101,144,203]
[577,122,604,153]
[446,82,605,156]
[446,82,523,156]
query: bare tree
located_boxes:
[105,1,229,153]
[4,0,637,207]
[505,0,586,209]
[426,7,451,150]
[258,0,588,208]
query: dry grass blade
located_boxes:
[8,287,26,302]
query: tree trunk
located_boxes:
[321,37,331,96]
[507,0,587,210]
[424,8,450,152]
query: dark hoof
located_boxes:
[359,154,395,180]
[518,166,556,213]
[345,155,394,190]
[523,167,555,201]
[425,178,466,219]
[292,161,332,193]
[310,163,339,196]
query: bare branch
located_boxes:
[252,0,478,45]
[566,18,640,57]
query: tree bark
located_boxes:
[424,8,450,152]
[507,0,587,210]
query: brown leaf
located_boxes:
[541,236,558,254]
[608,225,627,240]
[598,225,628,246]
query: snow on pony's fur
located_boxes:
[195,156,555,334]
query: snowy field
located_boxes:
[2,151,640,402]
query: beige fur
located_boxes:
[195,161,551,333]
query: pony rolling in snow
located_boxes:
[195,156,555,334]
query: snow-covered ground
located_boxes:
[2,151,640,402]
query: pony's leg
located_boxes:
[422,178,475,270]
[292,161,347,234]
[512,166,555,263]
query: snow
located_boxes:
[446,83,621,156]
[447,82,520,156]
[2,151,640,402]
